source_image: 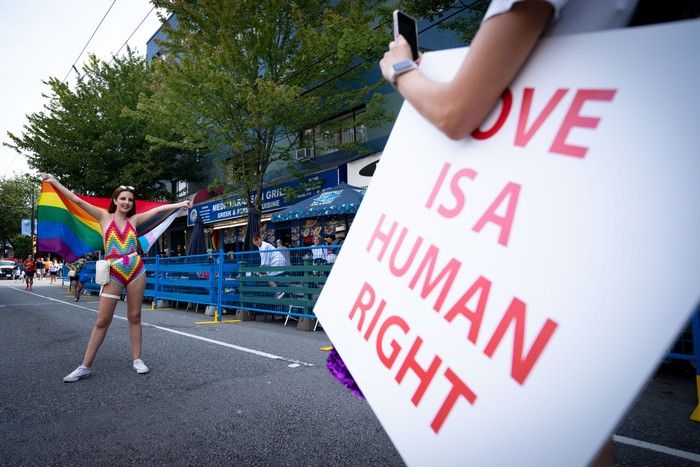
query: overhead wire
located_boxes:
[109,6,156,64]
[62,0,118,82]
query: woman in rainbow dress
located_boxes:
[40,173,191,383]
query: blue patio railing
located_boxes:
[77,245,340,326]
[74,247,698,367]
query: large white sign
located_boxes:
[314,20,700,466]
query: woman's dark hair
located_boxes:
[108,186,137,217]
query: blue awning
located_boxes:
[271,183,365,222]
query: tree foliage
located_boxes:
[0,175,36,255]
[10,234,32,260]
[401,0,488,43]
[140,0,392,228]
[6,50,201,199]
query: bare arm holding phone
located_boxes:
[394,10,419,60]
[380,2,553,140]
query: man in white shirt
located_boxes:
[252,234,289,298]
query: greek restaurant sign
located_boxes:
[314,22,700,467]
[187,168,339,226]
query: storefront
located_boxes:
[187,168,340,250]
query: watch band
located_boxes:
[390,60,417,87]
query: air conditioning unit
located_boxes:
[295,148,314,161]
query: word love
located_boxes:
[472,87,616,158]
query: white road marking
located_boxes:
[613,435,700,462]
[145,323,314,367]
[12,287,314,367]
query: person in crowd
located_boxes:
[323,235,337,264]
[40,173,191,383]
[252,233,289,299]
[23,255,36,290]
[48,259,60,284]
[44,257,53,279]
[176,244,184,256]
[311,235,328,264]
[69,257,86,300]
[35,257,45,280]
[12,261,22,281]
[276,239,292,267]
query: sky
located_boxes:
[0,1,167,178]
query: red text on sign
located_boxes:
[471,87,616,158]
[425,163,521,247]
[366,212,559,385]
[349,281,478,433]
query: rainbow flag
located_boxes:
[37,182,178,262]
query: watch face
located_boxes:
[394,60,413,72]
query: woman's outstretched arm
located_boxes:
[380,1,553,140]
[130,199,192,227]
[40,173,107,222]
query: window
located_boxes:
[303,107,367,156]
[170,180,188,197]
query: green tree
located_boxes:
[140,0,391,232]
[0,175,36,256]
[6,50,201,200]
[401,0,488,43]
[10,234,32,260]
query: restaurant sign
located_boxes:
[187,168,339,226]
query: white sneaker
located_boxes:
[133,358,149,374]
[63,365,92,383]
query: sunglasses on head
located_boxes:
[118,185,135,191]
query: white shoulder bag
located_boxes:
[95,260,110,286]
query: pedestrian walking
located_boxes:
[23,255,36,290]
[253,234,289,299]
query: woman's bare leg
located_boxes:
[125,274,146,360]
[81,282,123,367]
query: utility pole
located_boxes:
[30,185,36,254]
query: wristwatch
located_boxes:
[388,60,417,87]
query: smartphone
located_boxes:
[393,10,419,61]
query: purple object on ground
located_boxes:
[326,348,365,400]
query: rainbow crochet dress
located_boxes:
[104,218,145,287]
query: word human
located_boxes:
[365,213,558,386]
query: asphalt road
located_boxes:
[0,279,698,466]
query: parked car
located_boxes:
[0,260,15,280]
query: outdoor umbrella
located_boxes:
[271,183,365,222]
[186,217,207,256]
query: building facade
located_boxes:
[145,4,480,253]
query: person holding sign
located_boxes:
[380,0,639,140]
[374,2,648,465]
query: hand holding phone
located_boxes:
[393,10,419,61]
